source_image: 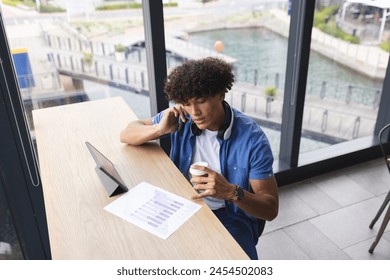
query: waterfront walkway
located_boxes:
[228,82,376,142]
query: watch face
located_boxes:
[235,186,244,201]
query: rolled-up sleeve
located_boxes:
[151,111,164,125]
[249,132,274,180]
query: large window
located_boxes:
[1,0,389,259]
[4,1,150,136]
[300,2,388,157]
[1,0,151,260]
[277,0,389,185]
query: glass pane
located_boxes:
[2,1,150,146]
[2,1,149,259]
[164,0,291,162]
[300,2,388,156]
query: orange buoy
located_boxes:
[214,40,224,52]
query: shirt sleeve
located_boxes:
[151,111,164,125]
[249,132,274,180]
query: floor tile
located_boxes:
[284,221,350,260]
[310,174,374,207]
[257,229,310,260]
[310,197,387,249]
[343,237,390,260]
[290,181,341,215]
[369,192,389,228]
[382,231,390,243]
[343,160,390,196]
[263,186,318,233]
[261,158,390,260]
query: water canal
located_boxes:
[188,27,383,106]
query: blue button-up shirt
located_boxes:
[152,105,274,244]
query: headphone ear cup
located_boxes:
[217,128,225,140]
[217,101,232,140]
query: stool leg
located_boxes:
[369,191,390,229]
[369,204,390,253]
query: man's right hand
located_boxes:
[120,105,187,145]
[157,106,187,135]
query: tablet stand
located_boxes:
[95,167,126,197]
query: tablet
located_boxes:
[85,141,128,195]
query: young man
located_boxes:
[120,57,278,259]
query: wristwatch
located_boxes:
[234,185,244,201]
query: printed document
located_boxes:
[104,182,201,239]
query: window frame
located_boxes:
[0,15,51,259]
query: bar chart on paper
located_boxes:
[104,182,201,239]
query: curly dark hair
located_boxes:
[164,57,234,104]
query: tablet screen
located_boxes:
[85,141,128,191]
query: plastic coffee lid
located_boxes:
[189,162,208,176]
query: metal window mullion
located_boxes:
[279,0,315,167]
[374,56,390,139]
[142,0,170,155]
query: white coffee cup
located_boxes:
[189,161,208,193]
